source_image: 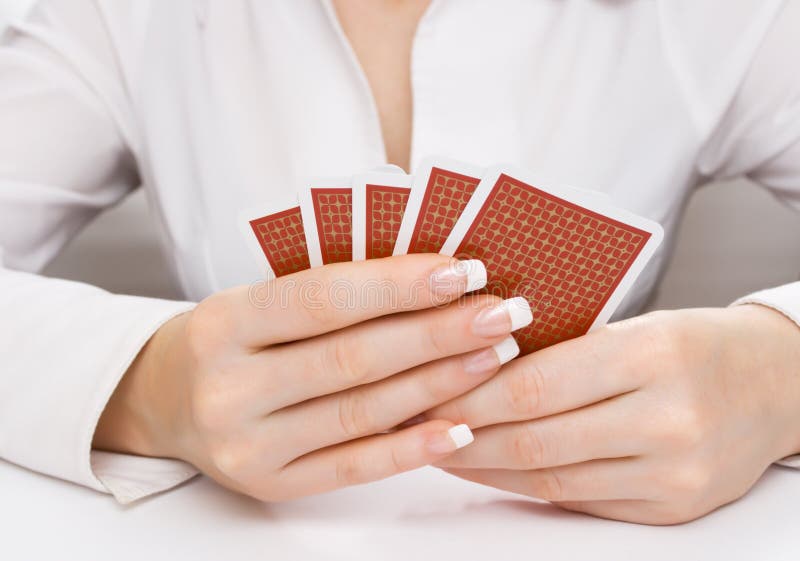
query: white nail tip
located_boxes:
[448,424,475,449]
[503,297,534,331]
[461,260,488,292]
[493,336,520,365]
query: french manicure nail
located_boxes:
[462,347,501,376]
[426,424,475,455]
[472,297,534,338]
[430,259,487,298]
[460,260,488,292]
[462,335,520,376]
[493,335,520,364]
[506,297,535,330]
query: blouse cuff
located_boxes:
[91,451,199,504]
[731,281,800,469]
[730,281,800,330]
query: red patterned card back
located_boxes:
[454,174,652,355]
[408,167,481,254]
[311,187,352,264]
[365,184,412,259]
[249,206,310,277]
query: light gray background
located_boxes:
[2,1,799,307]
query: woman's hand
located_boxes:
[93,254,533,501]
[425,305,800,524]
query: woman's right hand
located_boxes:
[93,254,532,501]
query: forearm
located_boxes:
[0,268,194,496]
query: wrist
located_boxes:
[93,312,192,461]
[729,304,800,460]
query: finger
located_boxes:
[274,421,474,499]
[442,457,653,503]
[229,254,488,347]
[268,337,519,459]
[434,395,645,470]
[425,327,647,428]
[262,294,531,406]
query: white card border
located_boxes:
[237,199,301,281]
[392,156,486,256]
[441,164,665,331]
[352,172,415,261]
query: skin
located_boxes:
[95,0,800,523]
[331,0,430,171]
[95,255,522,501]
[427,305,800,524]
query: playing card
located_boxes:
[393,157,485,256]
[441,165,664,355]
[298,177,353,267]
[352,171,415,261]
[239,203,311,280]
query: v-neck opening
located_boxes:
[318,0,439,172]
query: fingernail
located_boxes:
[426,424,474,455]
[460,260,488,292]
[462,347,501,376]
[430,259,487,298]
[493,335,520,364]
[472,297,534,338]
[462,335,519,375]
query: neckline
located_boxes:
[317,0,440,171]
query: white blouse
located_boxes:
[0,0,799,504]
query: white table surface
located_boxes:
[1,459,796,561]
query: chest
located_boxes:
[130,0,700,304]
[331,0,431,170]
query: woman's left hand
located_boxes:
[424,305,800,524]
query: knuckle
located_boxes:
[207,440,249,478]
[669,464,712,496]
[327,336,369,386]
[448,399,470,425]
[426,315,454,357]
[304,300,339,328]
[430,397,469,426]
[296,268,342,328]
[418,363,457,404]
[502,365,545,418]
[510,424,549,468]
[337,389,378,438]
[528,468,564,502]
[185,298,233,358]
[677,410,707,448]
[190,381,233,434]
[335,452,371,487]
[389,446,408,474]
[637,312,686,363]
[657,405,707,450]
